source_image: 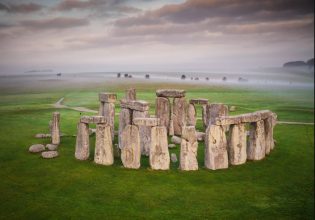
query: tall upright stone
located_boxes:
[133,110,151,156]
[103,102,115,140]
[155,97,170,131]
[205,125,228,170]
[180,126,198,171]
[228,123,247,165]
[125,88,136,100]
[186,103,196,126]
[118,108,131,149]
[51,112,60,145]
[202,104,208,129]
[207,103,229,126]
[120,125,141,169]
[271,113,277,150]
[75,122,90,160]
[150,126,170,170]
[94,124,114,165]
[173,97,186,135]
[247,120,266,161]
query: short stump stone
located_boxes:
[41,151,59,159]
[29,144,45,153]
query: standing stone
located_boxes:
[103,103,115,140]
[121,125,141,169]
[207,103,228,125]
[205,125,228,170]
[173,97,187,135]
[118,108,131,149]
[271,113,277,150]
[94,124,114,165]
[247,120,266,161]
[180,126,198,171]
[228,123,247,165]
[264,117,274,155]
[155,97,170,131]
[51,112,60,145]
[186,103,196,126]
[98,102,105,116]
[150,126,170,170]
[125,88,136,100]
[202,104,208,129]
[133,110,151,156]
[75,122,90,160]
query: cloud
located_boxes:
[0,2,44,13]
[20,17,90,30]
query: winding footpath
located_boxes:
[53,97,314,126]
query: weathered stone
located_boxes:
[103,102,115,140]
[229,106,236,112]
[29,144,45,153]
[206,103,228,126]
[94,124,114,165]
[75,122,90,160]
[169,119,174,136]
[120,125,141,169]
[99,92,117,103]
[227,124,247,165]
[120,99,149,111]
[202,104,208,129]
[186,103,196,126]
[247,120,266,161]
[155,97,170,130]
[173,97,186,135]
[271,113,277,150]
[180,126,198,171]
[88,128,96,135]
[35,133,51,138]
[264,117,274,155]
[215,115,242,126]
[41,151,58,159]
[205,125,228,170]
[171,135,182,144]
[133,117,160,127]
[118,108,131,149]
[80,116,107,124]
[98,102,105,116]
[150,126,170,170]
[171,153,178,163]
[125,88,136,100]
[133,110,151,156]
[51,112,60,145]
[189,98,208,105]
[46,144,58,151]
[196,131,205,141]
[156,89,185,98]
[168,144,176,148]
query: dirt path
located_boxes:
[53,97,314,125]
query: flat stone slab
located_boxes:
[189,98,209,105]
[156,89,185,98]
[215,110,273,125]
[99,93,117,103]
[29,144,45,153]
[46,144,58,151]
[120,99,149,111]
[133,117,160,127]
[80,116,107,124]
[41,151,59,159]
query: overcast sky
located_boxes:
[0,0,314,74]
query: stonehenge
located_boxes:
[69,88,278,172]
[51,112,60,145]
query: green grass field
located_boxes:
[0,81,313,219]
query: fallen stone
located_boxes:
[94,124,114,165]
[51,112,60,145]
[150,126,170,170]
[133,117,160,127]
[125,88,136,100]
[120,99,149,111]
[80,116,107,124]
[186,103,196,126]
[168,144,176,148]
[205,125,228,170]
[75,122,90,160]
[171,153,178,163]
[171,135,182,144]
[156,89,186,98]
[196,131,205,141]
[99,92,117,103]
[189,98,208,105]
[180,126,198,171]
[247,120,266,161]
[173,97,186,135]
[227,123,247,165]
[229,106,236,112]
[29,144,45,153]
[155,97,171,130]
[46,144,58,151]
[35,133,51,138]
[120,125,141,169]
[41,151,59,159]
